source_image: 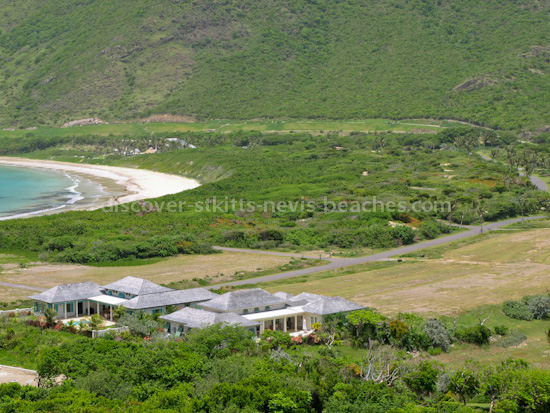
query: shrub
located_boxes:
[423,319,451,352]
[502,300,533,321]
[391,225,416,245]
[494,325,509,336]
[427,347,442,356]
[527,295,550,320]
[260,330,292,350]
[496,330,527,348]
[455,325,491,345]
[418,221,448,240]
[116,314,160,337]
[389,319,409,341]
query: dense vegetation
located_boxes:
[1,303,550,411]
[2,0,550,129]
[1,128,546,264]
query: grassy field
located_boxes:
[0,251,297,291]
[256,225,550,316]
[0,119,445,139]
[433,304,550,369]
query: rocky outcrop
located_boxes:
[62,118,108,127]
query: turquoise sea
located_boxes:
[0,165,104,220]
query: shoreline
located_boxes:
[0,157,200,219]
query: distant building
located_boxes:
[31,277,362,336]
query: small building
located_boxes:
[102,276,172,299]
[160,307,259,336]
[123,288,219,315]
[30,282,103,319]
[240,291,362,334]
[30,277,217,321]
[200,288,287,315]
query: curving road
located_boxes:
[0,281,47,293]
[4,218,546,293]
[478,153,547,191]
[212,215,546,288]
[527,175,548,192]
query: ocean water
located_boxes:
[0,165,103,220]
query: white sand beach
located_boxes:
[0,157,200,210]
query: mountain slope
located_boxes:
[1,0,550,129]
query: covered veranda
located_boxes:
[242,307,306,335]
[87,295,127,321]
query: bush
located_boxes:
[454,325,491,345]
[391,225,416,245]
[418,221,448,240]
[116,314,160,337]
[503,300,533,321]
[494,325,509,336]
[527,295,550,320]
[496,330,527,348]
[261,330,292,350]
[423,319,451,352]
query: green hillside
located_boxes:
[1,0,550,129]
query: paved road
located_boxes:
[212,215,546,288]
[478,153,547,191]
[527,175,548,192]
[0,281,46,292]
[212,246,328,260]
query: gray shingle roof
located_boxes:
[123,288,219,310]
[273,292,295,300]
[29,282,103,304]
[302,296,363,315]
[200,288,285,312]
[102,276,173,296]
[160,307,259,328]
[292,292,325,303]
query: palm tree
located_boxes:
[88,314,104,330]
[448,199,459,228]
[66,319,77,333]
[43,307,57,328]
[505,146,517,172]
[113,305,126,321]
[473,199,487,233]
[164,305,179,315]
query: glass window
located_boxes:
[243,309,249,314]
[254,307,260,313]
[265,306,271,311]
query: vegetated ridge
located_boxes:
[1,0,550,129]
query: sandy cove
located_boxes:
[0,157,200,208]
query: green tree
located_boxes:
[449,368,479,405]
[347,309,385,339]
[403,361,440,399]
[43,307,58,328]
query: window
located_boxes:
[265,306,271,311]
[67,303,72,313]
[107,290,112,296]
[254,307,260,313]
[311,316,318,325]
[243,309,249,314]
[118,293,125,298]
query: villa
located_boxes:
[30,276,217,321]
[30,276,362,336]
